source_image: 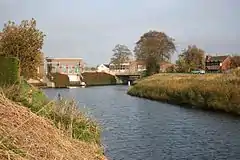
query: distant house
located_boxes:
[107,60,175,74]
[46,57,84,82]
[159,62,176,72]
[129,60,146,72]
[109,62,131,73]
[205,55,231,72]
[129,60,175,73]
[97,64,110,72]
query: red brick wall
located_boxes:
[221,57,231,71]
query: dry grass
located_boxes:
[128,71,240,115]
[0,91,106,160]
[2,80,101,144]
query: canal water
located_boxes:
[43,86,240,160]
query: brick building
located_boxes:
[46,57,84,82]
[205,55,231,72]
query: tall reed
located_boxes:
[128,71,240,115]
[2,79,101,144]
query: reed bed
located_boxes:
[128,70,240,115]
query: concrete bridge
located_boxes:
[108,71,141,85]
[83,70,142,85]
[115,74,141,85]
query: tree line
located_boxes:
[111,33,240,76]
[0,18,239,80]
[110,31,208,76]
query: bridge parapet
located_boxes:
[110,70,140,76]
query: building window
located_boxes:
[75,66,79,74]
[62,65,67,73]
[68,65,73,74]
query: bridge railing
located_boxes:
[86,70,141,76]
[108,70,140,76]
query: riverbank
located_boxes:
[128,71,240,115]
[0,80,106,160]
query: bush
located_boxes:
[0,19,45,79]
[82,72,116,86]
[0,56,20,86]
[51,73,70,88]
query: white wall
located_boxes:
[68,75,80,82]
[97,65,109,72]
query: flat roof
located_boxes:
[46,57,83,60]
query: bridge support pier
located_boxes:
[115,74,141,85]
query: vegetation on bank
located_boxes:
[0,19,44,79]
[3,80,101,144]
[0,18,105,159]
[0,57,20,86]
[82,72,116,86]
[0,91,104,160]
[0,80,105,159]
[128,70,240,115]
[49,72,70,88]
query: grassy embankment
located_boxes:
[128,70,240,115]
[0,57,106,159]
[82,72,117,86]
[0,80,106,160]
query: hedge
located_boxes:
[51,73,70,88]
[0,56,20,86]
[82,72,116,86]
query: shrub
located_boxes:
[0,19,45,79]
[0,56,20,86]
[51,73,70,88]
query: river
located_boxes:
[43,85,240,160]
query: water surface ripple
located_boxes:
[44,86,240,160]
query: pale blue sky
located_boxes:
[1,0,239,66]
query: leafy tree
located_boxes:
[134,30,176,76]
[110,44,132,70]
[90,67,97,71]
[176,55,188,73]
[176,45,205,72]
[0,18,45,79]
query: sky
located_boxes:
[0,0,240,66]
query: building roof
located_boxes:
[109,62,130,65]
[103,64,110,68]
[46,57,82,60]
[206,55,229,62]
